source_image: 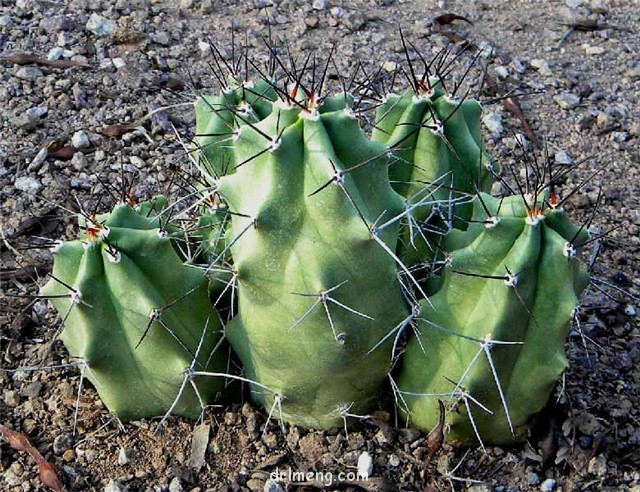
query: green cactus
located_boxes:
[41,199,227,421]
[36,40,594,445]
[214,93,410,428]
[372,82,498,265]
[396,192,590,445]
[193,78,278,182]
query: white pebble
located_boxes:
[72,130,90,149]
[357,451,373,479]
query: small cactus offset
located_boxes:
[397,192,590,445]
[41,198,227,421]
[37,37,595,447]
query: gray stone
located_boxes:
[72,130,91,149]
[531,58,552,76]
[540,478,556,492]
[14,106,46,130]
[253,0,274,7]
[16,67,44,81]
[39,15,76,33]
[0,15,13,27]
[70,176,91,189]
[342,10,367,31]
[263,479,284,492]
[527,471,540,485]
[168,477,184,492]
[71,151,86,170]
[482,112,503,137]
[15,176,43,194]
[566,0,587,7]
[494,65,509,79]
[555,93,581,110]
[152,31,171,46]
[554,150,572,165]
[312,0,328,9]
[21,380,43,399]
[104,480,129,492]
[47,47,64,61]
[117,447,134,465]
[53,433,74,454]
[86,13,117,37]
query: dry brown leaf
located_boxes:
[0,424,63,492]
[101,124,136,138]
[484,73,537,143]
[1,52,90,68]
[424,399,445,467]
[434,13,474,26]
[48,146,76,160]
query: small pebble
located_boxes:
[494,65,509,78]
[253,0,274,7]
[527,471,540,485]
[554,150,572,165]
[263,479,284,492]
[130,156,145,168]
[588,455,607,476]
[531,58,552,76]
[305,16,319,28]
[53,433,74,454]
[540,478,556,491]
[625,304,636,317]
[554,93,580,110]
[584,45,605,56]
[357,451,373,478]
[21,381,43,398]
[168,477,184,492]
[388,454,400,467]
[16,67,44,81]
[0,15,13,27]
[86,13,117,37]
[14,176,43,194]
[117,447,135,465]
[312,0,328,9]
[72,130,91,149]
[566,0,587,7]
[112,57,126,69]
[152,31,171,46]
[47,47,64,61]
[482,112,503,137]
[104,480,128,492]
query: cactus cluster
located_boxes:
[40,40,590,447]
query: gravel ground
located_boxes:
[1,0,639,491]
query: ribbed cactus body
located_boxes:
[372,87,497,264]
[397,193,589,444]
[41,200,226,421]
[217,99,409,428]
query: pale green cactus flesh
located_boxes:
[41,200,227,421]
[397,193,589,445]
